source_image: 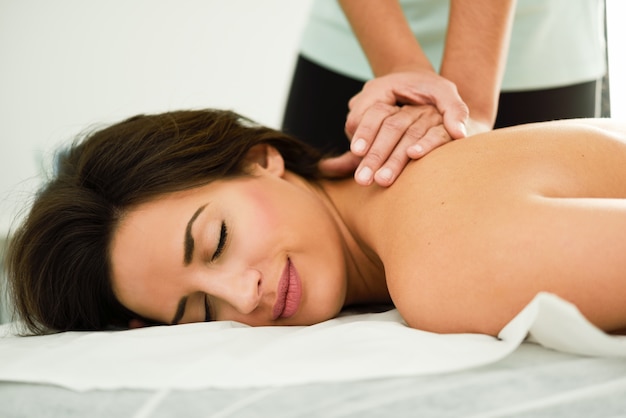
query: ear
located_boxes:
[244,144,285,177]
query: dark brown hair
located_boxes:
[6,109,322,334]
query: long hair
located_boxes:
[6,109,322,334]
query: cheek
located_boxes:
[243,187,283,230]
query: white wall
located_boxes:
[0,0,313,235]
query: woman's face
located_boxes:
[110,146,348,327]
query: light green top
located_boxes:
[299,0,606,91]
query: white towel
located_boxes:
[0,292,624,391]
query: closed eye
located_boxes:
[211,221,228,261]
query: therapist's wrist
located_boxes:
[465,117,492,136]
[380,63,436,77]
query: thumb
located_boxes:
[431,89,469,140]
[318,151,362,178]
[442,105,469,139]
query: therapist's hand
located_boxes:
[323,71,470,186]
[320,104,450,185]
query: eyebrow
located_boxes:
[174,203,208,325]
[171,296,188,325]
[183,204,208,266]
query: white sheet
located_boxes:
[0,292,624,391]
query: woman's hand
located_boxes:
[320,71,470,186]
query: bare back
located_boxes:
[362,119,626,335]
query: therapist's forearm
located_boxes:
[339,0,433,76]
[440,0,516,127]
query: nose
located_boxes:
[210,267,262,315]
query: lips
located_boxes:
[272,258,302,320]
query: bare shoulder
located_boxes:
[529,117,626,133]
[478,118,626,145]
[366,118,626,335]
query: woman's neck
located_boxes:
[315,177,391,306]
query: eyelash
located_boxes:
[211,221,228,261]
[203,221,227,322]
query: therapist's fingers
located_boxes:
[371,123,452,187]
[406,125,453,159]
[348,71,470,141]
[354,105,441,186]
[348,102,401,157]
[318,151,362,178]
[442,102,469,139]
[394,79,469,140]
[345,79,401,139]
[370,140,412,187]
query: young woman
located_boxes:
[6,109,626,336]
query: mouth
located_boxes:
[272,258,302,320]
